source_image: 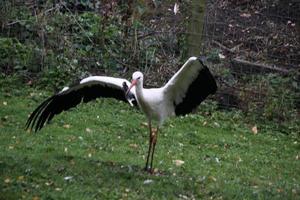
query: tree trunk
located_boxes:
[186,0,206,57]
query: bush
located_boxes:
[0,37,35,73]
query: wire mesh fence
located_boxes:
[200,0,299,120]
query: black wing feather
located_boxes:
[26,82,131,132]
[175,59,217,115]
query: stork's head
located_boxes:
[126,71,143,95]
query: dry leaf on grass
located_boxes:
[86,128,92,133]
[252,125,258,134]
[129,143,138,148]
[173,3,179,15]
[141,122,148,127]
[63,124,71,129]
[208,176,217,182]
[240,13,251,18]
[143,179,153,184]
[64,176,73,181]
[4,178,11,183]
[173,159,184,166]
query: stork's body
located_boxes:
[136,87,167,124]
[26,56,217,172]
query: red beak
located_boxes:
[126,79,137,95]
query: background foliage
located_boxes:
[0,0,299,136]
[0,0,186,87]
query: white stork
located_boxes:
[26,56,217,172]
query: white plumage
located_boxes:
[130,57,205,125]
[26,56,217,173]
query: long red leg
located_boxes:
[144,120,153,171]
[149,127,159,172]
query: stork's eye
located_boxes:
[137,77,141,80]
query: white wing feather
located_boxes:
[163,57,204,105]
[80,76,131,91]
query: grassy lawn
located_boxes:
[0,86,299,199]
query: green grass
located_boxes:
[0,86,299,199]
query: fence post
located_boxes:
[186,0,206,57]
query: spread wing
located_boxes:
[163,57,217,115]
[26,76,137,132]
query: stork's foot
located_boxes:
[144,166,152,172]
[148,168,155,174]
[143,166,154,174]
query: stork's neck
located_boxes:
[135,81,144,98]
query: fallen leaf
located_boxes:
[141,122,148,127]
[86,128,92,133]
[240,13,251,18]
[208,176,217,182]
[32,196,40,200]
[27,80,32,85]
[18,176,24,181]
[237,156,242,162]
[129,143,138,148]
[277,188,283,193]
[218,53,225,59]
[179,194,188,199]
[143,179,153,184]
[252,125,258,134]
[214,122,220,127]
[64,176,73,181]
[173,3,179,15]
[268,182,273,186]
[173,160,184,166]
[4,178,11,183]
[45,181,53,186]
[63,124,71,129]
